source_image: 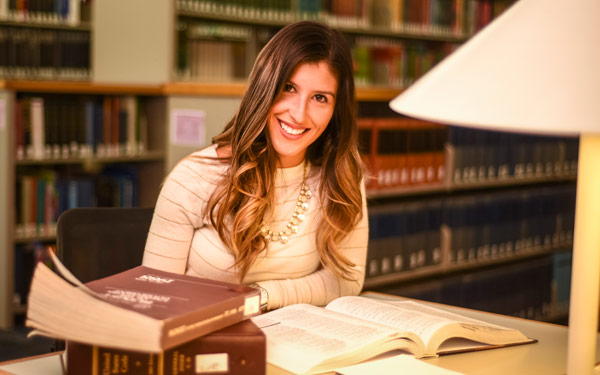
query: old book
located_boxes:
[253,296,535,374]
[66,319,266,375]
[26,251,261,353]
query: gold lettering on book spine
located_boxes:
[92,346,99,375]
[167,304,243,337]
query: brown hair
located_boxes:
[207,21,364,281]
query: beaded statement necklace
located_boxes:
[260,162,312,245]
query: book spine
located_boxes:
[66,330,266,375]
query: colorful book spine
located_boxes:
[14,95,146,160]
[0,26,89,80]
[359,117,446,191]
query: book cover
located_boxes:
[26,253,262,353]
[66,319,266,375]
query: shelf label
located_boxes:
[171,109,206,146]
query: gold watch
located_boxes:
[251,284,269,312]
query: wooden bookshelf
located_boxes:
[2,80,164,95]
[15,150,165,166]
[162,81,246,97]
[0,19,92,30]
[1,81,404,101]
[364,244,572,289]
[176,6,469,43]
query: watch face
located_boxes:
[260,288,268,306]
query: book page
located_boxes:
[47,247,106,299]
[325,297,524,355]
[252,303,421,374]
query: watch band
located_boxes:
[251,283,269,312]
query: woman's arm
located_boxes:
[142,158,210,274]
[256,184,369,310]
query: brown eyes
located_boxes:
[282,84,329,104]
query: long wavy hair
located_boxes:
[207,21,364,282]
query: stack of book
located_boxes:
[25,251,266,375]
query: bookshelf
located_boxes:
[2,0,561,329]
[0,81,169,329]
[0,0,91,82]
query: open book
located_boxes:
[252,296,535,374]
[26,251,261,353]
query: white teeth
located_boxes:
[280,121,305,135]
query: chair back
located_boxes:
[56,207,154,283]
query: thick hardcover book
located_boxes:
[26,252,261,353]
[66,319,266,375]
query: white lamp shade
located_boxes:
[390,0,600,136]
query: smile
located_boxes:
[279,120,307,136]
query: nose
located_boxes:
[289,95,307,124]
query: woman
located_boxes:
[143,20,369,311]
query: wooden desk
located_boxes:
[361,292,600,375]
[2,293,599,375]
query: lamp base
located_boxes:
[567,134,600,374]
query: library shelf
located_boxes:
[162,82,403,102]
[2,81,404,102]
[0,19,91,30]
[175,8,468,43]
[162,81,247,97]
[1,80,164,95]
[14,234,57,245]
[15,151,166,166]
[364,244,572,289]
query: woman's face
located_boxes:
[267,61,338,168]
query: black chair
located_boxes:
[56,207,154,283]
[52,207,154,351]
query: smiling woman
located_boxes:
[142,21,369,312]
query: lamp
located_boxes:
[389,0,600,374]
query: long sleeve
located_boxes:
[256,181,369,310]
[143,150,222,274]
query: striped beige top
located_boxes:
[143,144,369,310]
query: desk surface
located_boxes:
[2,293,599,375]
[362,292,600,375]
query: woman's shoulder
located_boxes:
[169,144,228,183]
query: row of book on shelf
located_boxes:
[14,95,148,161]
[366,183,576,278]
[353,36,456,89]
[359,117,447,190]
[447,126,579,184]
[0,0,84,25]
[24,248,535,375]
[175,19,456,87]
[15,166,139,240]
[359,117,579,191]
[0,25,90,80]
[178,0,505,36]
[176,21,251,82]
[380,251,571,324]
